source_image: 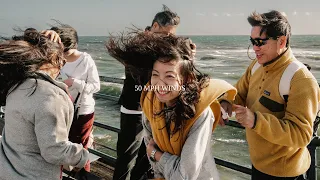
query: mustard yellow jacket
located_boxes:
[235,48,319,176]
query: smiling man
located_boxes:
[221,10,319,180]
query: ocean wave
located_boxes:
[214,138,246,143]
[296,55,320,60]
[84,41,104,44]
[307,56,320,60]
[100,83,122,96]
[308,66,320,71]
[200,56,217,60]
[196,49,248,53]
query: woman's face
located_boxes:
[151,60,183,107]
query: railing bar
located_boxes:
[88,148,116,167]
[93,121,120,133]
[94,142,117,152]
[214,157,251,175]
[224,121,245,129]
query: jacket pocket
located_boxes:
[259,96,284,112]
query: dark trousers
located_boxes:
[252,166,307,180]
[69,112,95,172]
[113,113,151,180]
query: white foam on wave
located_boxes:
[223,72,235,75]
[213,138,246,143]
[196,49,248,53]
[293,49,320,55]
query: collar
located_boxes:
[36,71,69,94]
[262,48,294,72]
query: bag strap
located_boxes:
[279,60,305,102]
[251,60,305,101]
[251,61,261,75]
[73,92,81,107]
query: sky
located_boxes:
[0,0,319,36]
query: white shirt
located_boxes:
[58,52,100,115]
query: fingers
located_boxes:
[233,104,246,114]
[218,118,225,126]
[220,107,228,120]
[58,37,62,44]
[42,30,50,37]
[53,34,59,42]
[227,106,232,117]
[149,138,155,146]
[220,101,233,117]
[235,113,245,123]
[41,30,61,44]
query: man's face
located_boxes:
[151,22,177,35]
[250,26,281,65]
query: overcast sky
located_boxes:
[0,0,319,36]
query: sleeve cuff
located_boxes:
[252,112,257,129]
[158,152,171,172]
[218,98,233,105]
[75,148,89,168]
[72,78,85,92]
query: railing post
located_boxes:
[308,136,319,180]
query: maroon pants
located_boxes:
[69,112,95,172]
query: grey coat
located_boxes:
[143,108,220,180]
[0,73,89,180]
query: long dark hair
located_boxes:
[50,21,79,52]
[106,31,209,135]
[0,28,65,106]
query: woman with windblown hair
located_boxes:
[0,28,89,180]
[107,32,237,180]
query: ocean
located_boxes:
[78,35,320,179]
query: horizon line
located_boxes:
[79,34,320,37]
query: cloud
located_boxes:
[235,13,244,16]
[212,13,219,17]
[305,12,312,16]
[196,13,206,16]
[223,13,232,17]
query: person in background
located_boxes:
[0,28,89,180]
[220,10,319,180]
[51,23,100,173]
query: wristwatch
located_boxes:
[150,149,157,162]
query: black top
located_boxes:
[119,67,149,110]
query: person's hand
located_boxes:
[233,104,255,128]
[64,77,74,87]
[41,30,61,44]
[146,138,157,157]
[219,101,232,126]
